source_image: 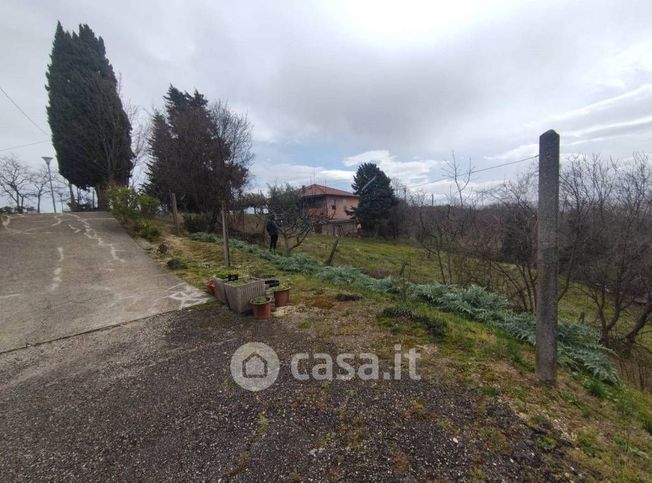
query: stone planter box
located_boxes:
[223,277,265,313]
[211,277,228,304]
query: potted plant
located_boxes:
[206,279,216,295]
[223,277,265,313]
[251,295,272,320]
[272,285,290,307]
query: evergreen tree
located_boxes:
[351,163,397,234]
[145,86,252,228]
[46,22,133,209]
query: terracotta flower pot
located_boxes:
[206,279,216,295]
[273,288,290,307]
[251,297,272,320]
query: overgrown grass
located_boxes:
[296,235,652,350]
[160,230,652,481]
[190,232,617,382]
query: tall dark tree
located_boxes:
[46,22,133,209]
[352,162,397,234]
[145,86,252,228]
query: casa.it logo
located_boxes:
[230,342,421,391]
[230,342,280,392]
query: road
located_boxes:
[0,212,210,353]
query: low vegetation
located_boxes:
[190,232,617,382]
[155,227,651,480]
[107,186,161,241]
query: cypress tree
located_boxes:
[46,22,133,209]
[352,162,397,234]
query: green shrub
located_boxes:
[138,194,160,218]
[584,378,608,399]
[107,186,140,223]
[107,186,160,223]
[134,219,160,241]
[183,213,211,233]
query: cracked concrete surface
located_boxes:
[0,212,210,352]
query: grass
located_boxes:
[298,235,651,343]
[191,232,617,382]
[151,224,652,481]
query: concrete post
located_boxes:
[536,130,560,384]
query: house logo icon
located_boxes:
[243,352,268,378]
[230,342,280,391]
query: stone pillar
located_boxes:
[536,130,560,384]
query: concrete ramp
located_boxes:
[0,212,210,352]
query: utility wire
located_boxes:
[0,139,50,152]
[411,154,539,188]
[0,85,49,136]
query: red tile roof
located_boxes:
[301,184,358,198]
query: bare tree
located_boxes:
[487,169,539,312]
[0,156,32,213]
[562,154,652,344]
[416,154,477,285]
[265,183,331,256]
[29,167,51,213]
[124,100,150,189]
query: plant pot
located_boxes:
[251,297,272,320]
[223,277,265,313]
[273,288,290,307]
[206,279,216,295]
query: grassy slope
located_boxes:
[153,227,651,481]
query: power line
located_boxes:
[0,85,49,136]
[410,154,539,188]
[0,140,50,152]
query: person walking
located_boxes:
[266,215,279,252]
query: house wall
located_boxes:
[327,196,358,220]
[304,195,358,220]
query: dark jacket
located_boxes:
[266,220,278,236]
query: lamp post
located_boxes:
[42,156,57,213]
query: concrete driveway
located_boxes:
[0,212,210,353]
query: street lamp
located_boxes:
[42,156,57,214]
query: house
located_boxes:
[300,184,358,220]
[300,184,359,235]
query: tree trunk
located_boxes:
[221,199,230,267]
[95,184,109,211]
[283,234,290,256]
[624,295,652,348]
[68,183,77,211]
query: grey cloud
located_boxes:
[2,0,652,199]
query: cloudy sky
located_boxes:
[2,0,651,206]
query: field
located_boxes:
[148,221,652,481]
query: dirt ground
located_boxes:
[0,303,589,481]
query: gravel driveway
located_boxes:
[0,305,587,481]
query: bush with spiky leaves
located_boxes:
[190,233,617,382]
